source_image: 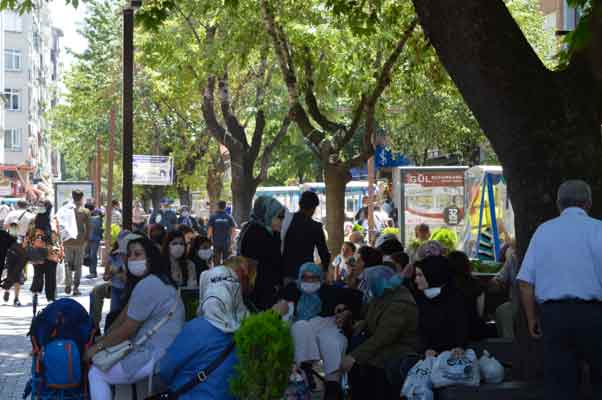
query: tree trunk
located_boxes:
[150,186,165,213]
[207,161,225,213]
[324,163,351,256]
[178,187,192,207]
[230,155,258,224]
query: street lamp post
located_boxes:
[122,4,135,230]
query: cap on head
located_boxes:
[116,230,143,255]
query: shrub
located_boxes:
[230,311,293,400]
[430,227,459,251]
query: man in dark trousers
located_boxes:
[208,200,236,265]
[282,191,331,282]
[518,180,602,400]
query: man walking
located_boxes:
[518,180,602,400]
[208,200,236,265]
[282,191,331,281]
[85,202,103,279]
[62,190,90,296]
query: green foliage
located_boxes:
[429,227,458,251]
[230,311,293,400]
[382,227,400,236]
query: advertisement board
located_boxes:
[133,155,174,186]
[396,167,467,245]
[54,181,95,208]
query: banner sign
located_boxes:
[375,145,411,169]
[133,155,174,186]
[402,170,465,244]
[54,181,94,208]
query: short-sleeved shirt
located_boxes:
[4,209,34,238]
[209,211,235,247]
[517,207,602,303]
[122,275,185,376]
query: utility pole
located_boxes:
[122,6,134,230]
[367,156,375,245]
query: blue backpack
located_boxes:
[29,298,95,390]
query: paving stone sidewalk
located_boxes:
[0,264,103,399]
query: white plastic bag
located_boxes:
[401,356,435,400]
[56,203,78,241]
[479,350,504,384]
[431,349,480,388]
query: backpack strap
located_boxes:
[133,298,178,347]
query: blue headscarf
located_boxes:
[364,265,403,298]
[249,196,285,234]
[296,263,323,321]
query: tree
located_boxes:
[261,0,418,252]
[138,1,292,223]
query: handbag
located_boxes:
[146,341,235,400]
[93,300,178,372]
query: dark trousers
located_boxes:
[86,240,100,275]
[349,363,395,400]
[30,261,57,301]
[213,245,230,265]
[541,302,602,400]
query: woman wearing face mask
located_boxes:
[86,237,185,400]
[162,231,197,288]
[412,255,469,357]
[289,263,362,400]
[340,266,419,400]
[239,196,287,310]
[189,236,213,282]
[158,265,247,400]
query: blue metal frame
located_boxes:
[486,173,501,261]
[474,177,487,259]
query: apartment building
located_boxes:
[1,5,62,201]
[540,0,582,33]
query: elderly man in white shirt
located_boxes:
[517,180,602,400]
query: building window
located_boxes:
[4,89,21,111]
[4,49,22,71]
[4,128,22,152]
[4,11,23,32]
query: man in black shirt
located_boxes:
[282,191,331,281]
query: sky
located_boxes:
[49,2,89,68]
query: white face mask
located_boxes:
[198,248,213,260]
[128,259,147,277]
[170,243,186,259]
[300,282,321,294]
[424,287,442,299]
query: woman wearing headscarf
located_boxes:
[239,196,286,310]
[412,255,469,355]
[158,266,248,400]
[288,263,362,400]
[341,266,420,400]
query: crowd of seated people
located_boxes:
[85,196,508,400]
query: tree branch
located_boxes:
[303,47,346,133]
[172,1,205,48]
[218,70,249,148]
[250,110,266,163]
[201,76,241,151]
[255,115,292,183]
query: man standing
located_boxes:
[282,191,331,281]
[85,202,103,279]
[110,199,122,227]
[149,198,178,233]
[208,200,236,265]
[517,180,602,400]
[62,190,90,296]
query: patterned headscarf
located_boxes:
[197,266,249,333]
[249,196,285,234]
[296,263,323,321]
[415,240,446,262]
[364,265,401,299]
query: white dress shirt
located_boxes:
[517,207,602,303]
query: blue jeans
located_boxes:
[86,240,101,275]
[110,286,124,313]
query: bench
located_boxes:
[114,375,165,400]
[438,381,544,400]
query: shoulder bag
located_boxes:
[146,341,235,400]
[92,299,178,372]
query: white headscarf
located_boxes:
[197,266,249,333]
